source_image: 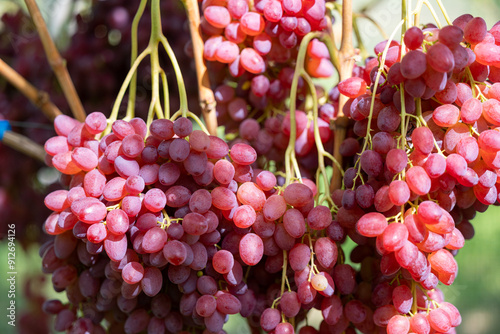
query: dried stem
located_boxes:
[2,131,45,162]
[0,58,61,121]
[24,0,86,122]
[183,0,218,135]
[330,0,355,192]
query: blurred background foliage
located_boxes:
[0,0,499,333]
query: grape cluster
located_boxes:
[329,14,500,333]
[201,0,332,76]
[42,111,339,333]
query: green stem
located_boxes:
[286,32,321,186]
[126,0,148,120]
[150,43,164,120]
[402,0,408,40]
[146,96,157,136]
[150,0,162,42]
[415,97,423,127]
[160,69,170,118]
[187,112,210,135]
[434,0,452,25]
[160,36,189,117]
[411,281,418,314]
[280,250,288,296]
[302,70,332,206]
[422,0,443,28]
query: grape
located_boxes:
[239,233,264,266]
[400,50,427,79]
[215,41,240,63]
[439,25,464,47]
[405,166,431,195]
[386,149,408,174]
[404,26,424,49]
[142,227,168,253]
[224,0,247,18]
[71,197,107,224]
[212,250,234,274]
[314,237,338,269]
[387,315,410,334]
[307,205,332,230]
[282,209,306,238]
[435,80,458,104]
[360,150,383,177]
[87,223,107,243]
[230,143,257,165]
[283,183,313,207]
[338,77,367,98]
[229,205,255,229]
[237,182,266,210]
[464,16,487,44]
[446,153,467,178]
[144,188,167,212]
[388,180,410,206]
[433,104,460,127]
[428,308,452,332]
[102,177,127,201]
[52,151,82,175]
[204,6,231,28]
[216,292,241,314]
[252,33,271,55]
[289,243,311,271]
[356,212,388,237]
[428,249,458,275]
[344,300,366,324]
[321,295,343,325]
[122,261,144,284]
[196,295,217,318]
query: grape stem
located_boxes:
[24,0,86,122]
[126,0,148,120]
[434,0,452,25]
[160,69,170,117]
[1,130,46,162]
[159,35,189,118]
[109,0,191,134]
[183,0,218,135]
[286,32,323,186]
[0,58,62,121]
[280,250,289,295]
[301,71,338,207]
[414,0,443,28]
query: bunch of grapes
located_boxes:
[201,0,333,76]
[42,110,341,333]
[328,14,500,333]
